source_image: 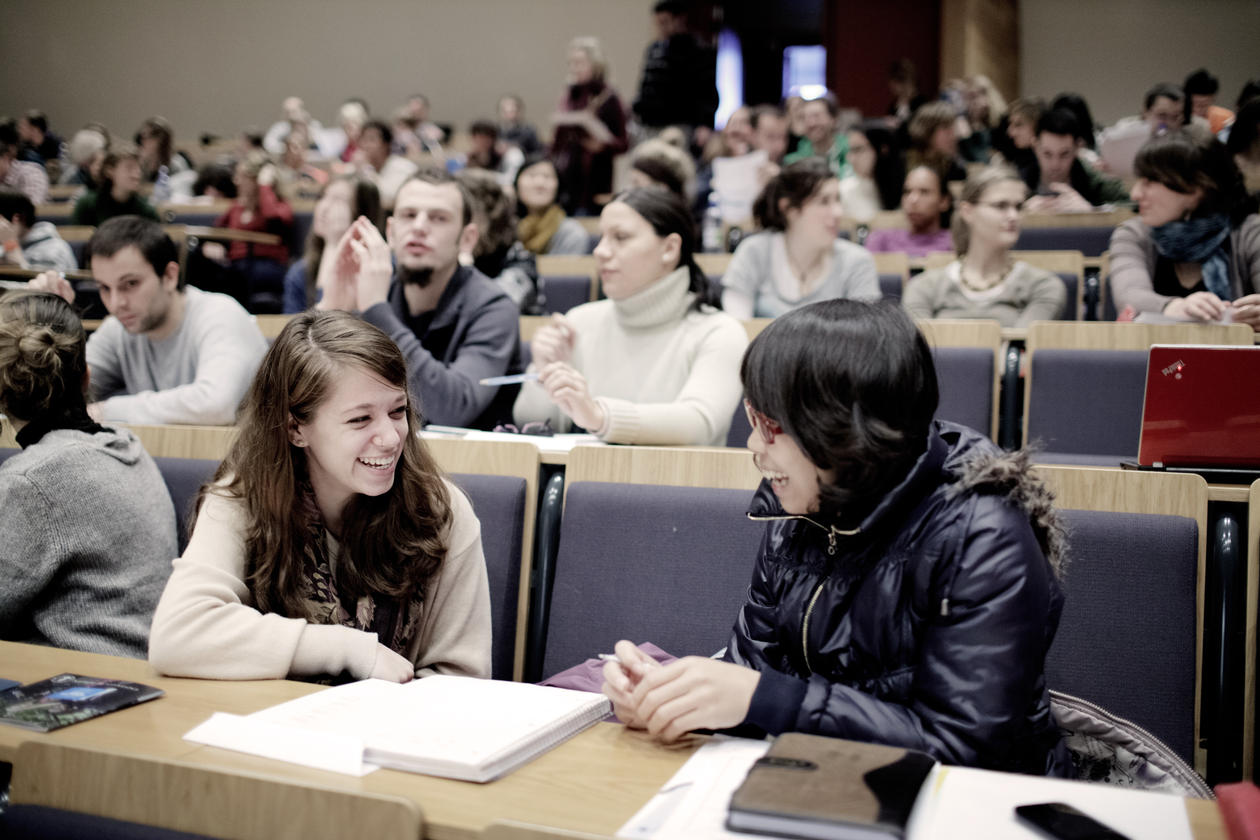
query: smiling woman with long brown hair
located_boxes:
[148,310,491,682]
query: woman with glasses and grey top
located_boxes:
[902,166,1066,326]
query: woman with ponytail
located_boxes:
[0,291,176,658]
[1110,129,1260,329]
[721,157,879,319]
[513,187,747,445]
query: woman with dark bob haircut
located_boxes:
[604,299,1070,775]
[1110,128,1260,329]
[721,158,879,319]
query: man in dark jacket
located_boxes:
[316,168,522,430]
[632,1,718,134]
[603,300,1068,776]
[1022,109,1130,213]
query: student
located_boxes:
[513,187,746,445]
[513,155,591,256]
[29,216,268,425]
[0,291,176,659]
[0,189,77,273]
[721,158,880,319]
[902,166,1066,326]
[148,310,492,681]
[70,146,159,227]
[1020,109,1128,212]
[603,299,1069,775]
[1110,130,1260,329]
[283,175,384,313]
[211,151,295,314]
[865,163,954,257]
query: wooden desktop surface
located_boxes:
[0,642,1225,840]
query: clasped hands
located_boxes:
[1165,291,1260,330]
[315,216,393,312]
[529,314,605,432]
[601,640,760,743]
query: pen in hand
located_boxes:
[478,372,540,386]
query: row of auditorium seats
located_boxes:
[0,439,1227,777]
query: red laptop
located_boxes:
[1137,345,1260,470]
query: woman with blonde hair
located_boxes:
[149,310,491,681]
[903,166,1066,326]
[550,36,629,215]
[0,291,176,658]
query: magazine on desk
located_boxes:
[0,673,164,732]
[184,675,612,782]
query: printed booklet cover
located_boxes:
[0,673,164,731]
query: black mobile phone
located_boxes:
[1014,802,1133,840]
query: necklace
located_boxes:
[958,257,1012,293]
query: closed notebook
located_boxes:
[726,733,936,840]
[212,675,611,782]
[0,673,164,732]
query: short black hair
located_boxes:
[1036,108,1081,139]
[398,166,476,227]
[653,1,686,15]
[1049,93,1097,149]
[193,164,237,199]
[361,119,393,148]
[741,299,939,519]
[749,104,785,131]
[87,216,183,290]
[1145,82,1184,110]
[0,121,18,154]
[470,120,498,138]
[0,190,35,226]
[21,110,48,134]
[1183,69,1219,97]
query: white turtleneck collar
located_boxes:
[612,266,696,330]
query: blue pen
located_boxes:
[478,372,540,386]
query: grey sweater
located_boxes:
[0,427,177,658]
[719,231,880,319]
[87,286,268,425]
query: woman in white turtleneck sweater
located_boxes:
[513,188,747,446]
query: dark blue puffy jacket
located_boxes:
[727,421,1071,776]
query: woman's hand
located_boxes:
[369,644,415,683]
[538,361,604,432]
[1163,291,1227,322]
[348,217,395,311]
[1229,294,1260,331]
[627,656,761,743]
[27,270,76,303]
[314,221,363,311]
[530,313,576,367]
[601,640,663,728]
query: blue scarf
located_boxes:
[1150,214,1233,301]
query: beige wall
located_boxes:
[1021,0,1260,125]
[0,0,655,145]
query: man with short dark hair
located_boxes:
[356,119,418,210]
[750,105,789,164]
[632,0,718,135]
[317,169,522,429]
[0,122,49,205]
[782,93,849,176]
[29,216,267,425]
[1021,109,1129,213]
[0,190,76,273]
[1184,68,1234,134]
[17,110,63,166]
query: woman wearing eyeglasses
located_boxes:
[902,166,1066,326]
[603,299,1069,775]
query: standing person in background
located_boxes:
[866,162,954,257]
[514,155,591,257]
[284,176,383,313]
[903,166,1066,326]
[148,311,492,682]
[783,93,849,178]
[1110,130,1260,329]
[0,291,177,660]
[721,158,879,319]
[632,0,718,139]
[551,36,629,216]
[514,188,745,445]
[70,145,158,226]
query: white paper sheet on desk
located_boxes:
[905,764,1191,840]
[616,737,770,840]
[183,711,379,776]
[420,426,603,454]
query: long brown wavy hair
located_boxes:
[196,310,451,621]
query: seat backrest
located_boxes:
[1014,226,1115,257]
[932,346,996,439]
[540,481,763,678]
[1036,466,1207,769]
[1025,348,1148,461]
[9,741,423,840]
[878,272,903,301]
[153,456,220,551]
[425,437,539,681]
[538,275,595,314]
[450,472,528,681]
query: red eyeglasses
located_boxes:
[743,399,782,444]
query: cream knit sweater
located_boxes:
[513,267,748,446]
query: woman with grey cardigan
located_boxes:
[0,291,176,659]
[721,158,880,320]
